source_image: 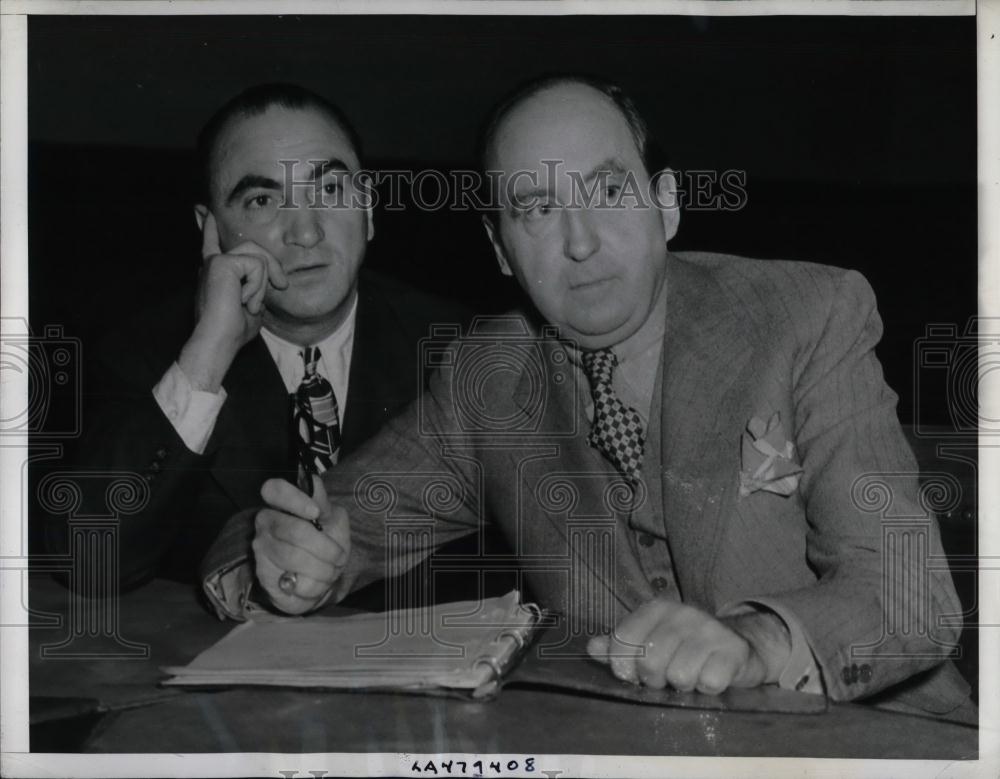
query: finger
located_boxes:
[226,241,282,278]
[257,510,346,568]
[264,253,289,290]
[201,211,222,260]
[221,247,274,314]
[226,240,276,264]
[235,255,263,301]
[605,632,645,684]
[696,649,744,695]
[663,636,714,693]
[256,552,313,611]
[313,477,350,566]
[247,262,269,315]
[242,260,267,313]
[586,635,611,664]
[252,526,338,585]
[260,478,321,522]
[634,620,685,690]
[224,240,286,292]
[261,556,329,601]
[255,553,327,613]
[284,569,329,600]
[608,599,672,684]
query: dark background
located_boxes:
[28,14,976,430]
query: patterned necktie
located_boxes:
[293,346,342,473]
[581,348,645,483]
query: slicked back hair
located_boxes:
[477,74,669,226]
[196,82,363,205]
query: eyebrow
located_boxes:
[509,158,629,205]
[224,158,352,206]
[308,158,351,179]
[225,174,282,207]
[580,158,628,181]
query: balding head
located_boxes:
[479,75,680,351]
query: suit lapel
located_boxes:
[510,331,636,616]
[340,282,415,457]
[657,254,756,608]
[207,278,414,509]
[209,335,293,509]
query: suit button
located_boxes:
[859,664,872,683]
[638,533,655,547]
[156,448,168,459]
[149,461,161,473]
[651,576,669,592]
[841,666,853,685]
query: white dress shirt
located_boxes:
[152,294,358,454]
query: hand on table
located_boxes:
[586,599,791,695]
[252,475,351,615]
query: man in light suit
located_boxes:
[209,76,973,720]
[46,83,467,593]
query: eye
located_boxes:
[323,180,341,196]
[523,200,557,223]
[245,193,275,211]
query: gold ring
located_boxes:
[278,571,297,593]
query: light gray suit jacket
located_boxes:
[208,251,973,720]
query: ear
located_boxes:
[359,173,375,242]
[193,203,209,232]
[653,169,681,243]
[482,214,513,277]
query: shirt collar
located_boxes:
[565,271,669,367]
[259,292,359,394]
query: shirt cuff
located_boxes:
[203,558,338,620]
[153,361,227,454]
[718,598,825,695]
[202,558,261,621]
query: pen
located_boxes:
[277,461,324,595]
[294,460,324,531]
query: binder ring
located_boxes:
[473,655,504,682]
[498,629,525,650]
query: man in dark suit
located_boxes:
[47,83,465,594]
[207,76,973,721]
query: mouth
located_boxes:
[570,277,614,291]
[285,263,328,278]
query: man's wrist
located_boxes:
[178,329,240,392]
[722,610,792,685]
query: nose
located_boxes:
[562,207,600,262]
[283,204,325,249]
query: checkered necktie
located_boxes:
[581,348,645,483]
[293,346,342,473]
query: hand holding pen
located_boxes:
[252,468,352,615]
[276,463,324,594]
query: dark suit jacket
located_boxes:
[46,269,468,589]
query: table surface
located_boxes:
[27,574,979,759]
